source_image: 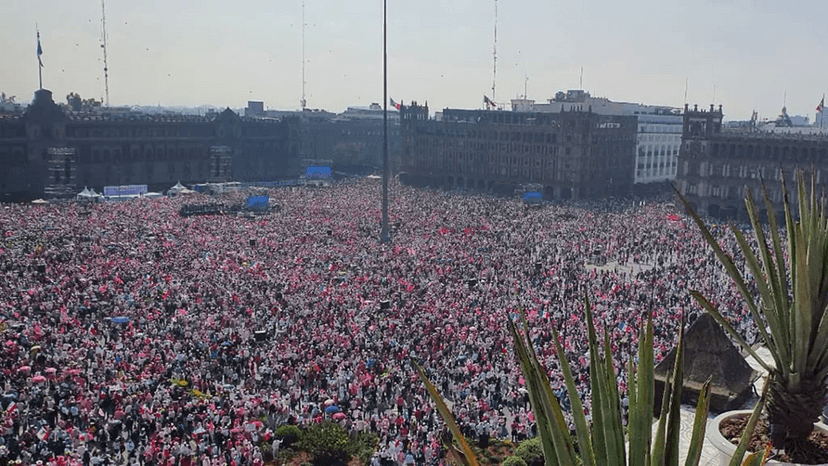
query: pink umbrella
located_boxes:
[332,412,346,420]
[17,366,31,374]
[30,375,47,383]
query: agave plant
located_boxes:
[679,170,828,448]
[414,294,768,466]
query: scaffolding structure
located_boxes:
[209,145,233,182]
[44,147,77,198]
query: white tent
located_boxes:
[77,187,102,201]
[167,181,186,196]
[167,181,196,196]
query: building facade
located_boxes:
[513,89,683,184]
[676,103,828,221]
[636,114,682,183]
[243,101,402,174]
[399,103,637,200]
[0,89,301,200]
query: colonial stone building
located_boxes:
[399,103,637,200]
[0,89,300,200]
[245,101,402,174]
[676,104,828,221]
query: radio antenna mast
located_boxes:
[492,0,497,102]
[300,0,307,109]
[524,61,529,99]
[101,0,110,106]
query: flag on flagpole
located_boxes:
[483,95,496,108]
[37,31,43,67]
[818,96,824,113]
[390,97,401,110]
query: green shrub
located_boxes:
[514,437,543,466]
[276,447,299,465]
[345,430,379,465]
[502,456,528,466]
[259,441,273,462]
[299,421,350,464]
[274,424,303,448]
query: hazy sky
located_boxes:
[3,0,826,120]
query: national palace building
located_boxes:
[0,89,301,200]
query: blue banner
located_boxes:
[104,185,148,197]
[523,191,542,203]
[246,196,269,210]
[306,166,332,179]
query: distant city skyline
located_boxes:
[3,0,827,120]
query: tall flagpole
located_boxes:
[822,93,825,133]
[37,25,43,90]
[380,0,390,243]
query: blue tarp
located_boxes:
[246,196,269,211]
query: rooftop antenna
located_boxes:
[684,78,688,105]
[101,0,110,106]
[492,0,497,102]
[579,66,583,90]
[524,63,529,99]
[712,84,716,105]
[300,0,307,109]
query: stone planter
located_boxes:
[707,410,828,466]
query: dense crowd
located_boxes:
[0,180,758,465]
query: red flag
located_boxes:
[818,97,824,113]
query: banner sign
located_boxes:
[522,191,542,204]
[247,179,303,188]
[306,166,332,179]
[246,196,269,210]
[103,185,147,197]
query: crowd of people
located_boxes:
[0,179,758,465]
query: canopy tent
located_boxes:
[76,187,102,201]
[168,181,196,196]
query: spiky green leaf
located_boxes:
[412,360,480,466]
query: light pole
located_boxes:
[380,0,391,243]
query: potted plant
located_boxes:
[680,170,828,464]
[415,296,768,466]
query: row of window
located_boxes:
[709,142,828,160]
[636,167,677,179]
[639,125,682,134]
